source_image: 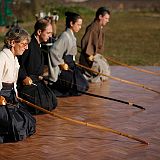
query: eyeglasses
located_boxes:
[18,42,29,47]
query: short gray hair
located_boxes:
[4,26,31,48]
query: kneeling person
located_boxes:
[17,18,57,114]
[0,27,36,143]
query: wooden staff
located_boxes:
[78,90,145,110]
[40,76,145,110]
[17,97,148,144]
[77,45,159,76]
[106,56,160,76]
[77,63,160,94]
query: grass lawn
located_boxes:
[0,6,160,66]
[105,11,160,66]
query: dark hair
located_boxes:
[4,26,30,48]
[34,18,51,33]
[95,7,110,20]
[65,11,82,28]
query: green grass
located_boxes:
[48,5,94,17]
[105,11,160,65]
[0,6,160,66]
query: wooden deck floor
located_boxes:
[0,66,160,160]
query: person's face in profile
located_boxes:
[39,23,53,42]
[70,18,82,33]
[99,13,110,27]
[12,39,29,56]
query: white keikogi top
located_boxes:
[0,48,19,92]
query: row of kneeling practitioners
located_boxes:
[0,7,111,143]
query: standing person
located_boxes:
[48,12,89,97]
[79,7,111,83]
[17,18,57,114]
[0,27,36,143]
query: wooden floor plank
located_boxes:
[0,66,160,160]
